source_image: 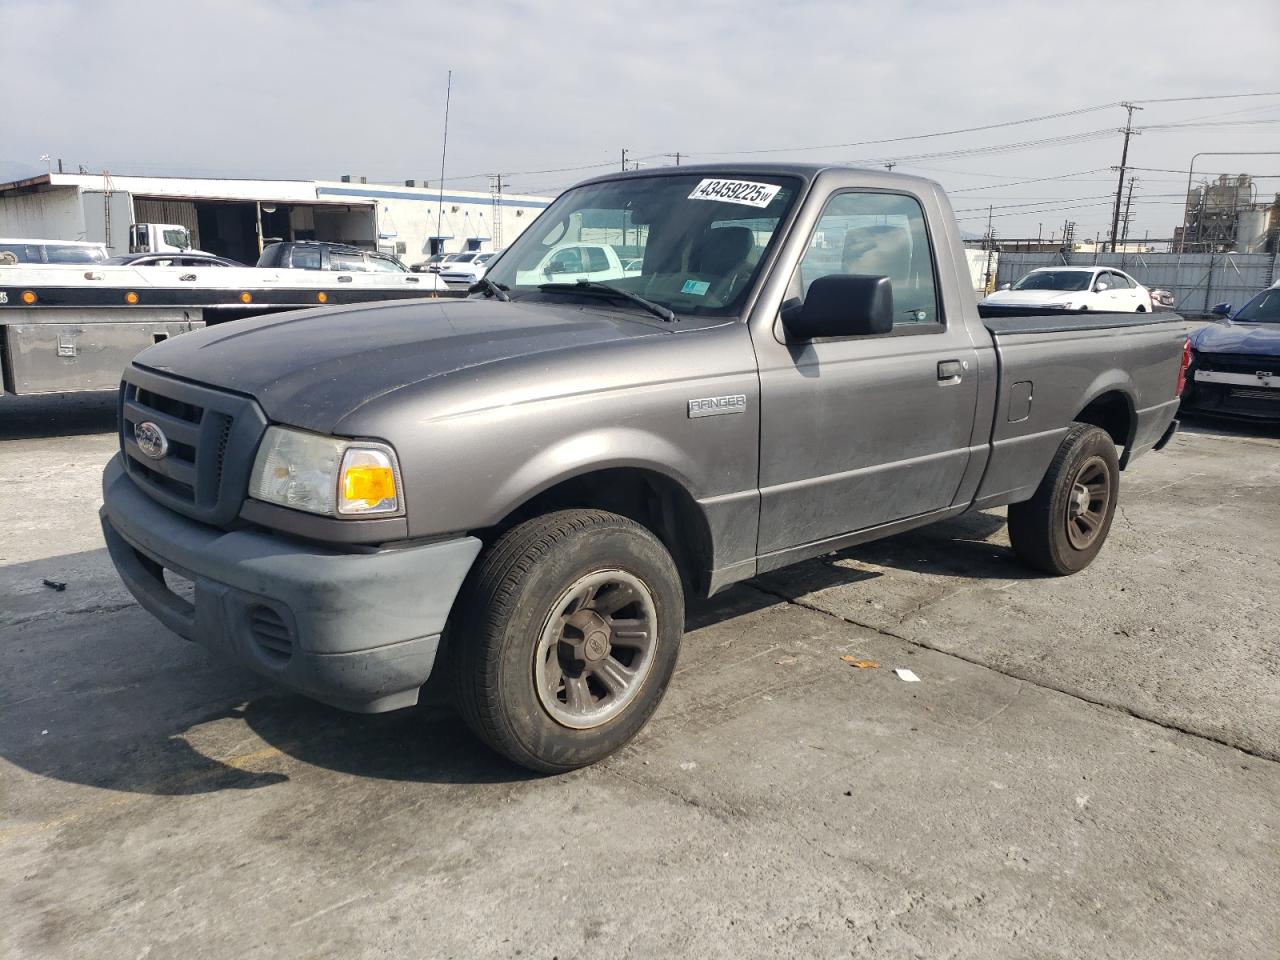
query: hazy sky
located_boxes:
[4,0,1279,240]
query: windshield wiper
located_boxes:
[471,277,511,302]
[537,280,676,323]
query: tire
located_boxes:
[1007,423,1120,576]
[451,509,684,773]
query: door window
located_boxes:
[796,192,939,326]
[584,247,612,272]
[330,250,366,272]
[290,246,322,270]
[366,253,407,273]
[546,247,584,274]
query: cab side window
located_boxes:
[796,192,939,326]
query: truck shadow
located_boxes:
[0,511,1021,798]
[1178,411,1280,441]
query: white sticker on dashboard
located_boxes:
[688,178,781,208]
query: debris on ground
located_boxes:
[840,656,879,669]
[41,578,67,592]
[894,668,921,682]
[775,656,798,665]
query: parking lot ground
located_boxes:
[2,393,1278,960]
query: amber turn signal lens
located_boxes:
[317,291,328,303]
[21,290,36,304]
[125,291,139,304]
[240,292,252,303]
[342,465,396,504]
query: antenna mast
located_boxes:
[434,70,453,292]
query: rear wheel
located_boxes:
[451,509,684,773]
[1007,423,1119,575]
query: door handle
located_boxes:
[937,360,965,383]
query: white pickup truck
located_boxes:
[514,242,642,286]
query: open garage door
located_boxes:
[133,198,201,249]
[130,195,376,265]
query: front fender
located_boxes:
[483,426,699,526]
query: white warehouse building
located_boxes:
[0,172,553,266]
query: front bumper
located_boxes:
[1182,374,1280,422]
[100,454,482,713]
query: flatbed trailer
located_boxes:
[0,265,465,395]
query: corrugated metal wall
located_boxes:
[131,197,201,249]
[995,251,1279,317]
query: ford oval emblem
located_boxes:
[134,421,169,460]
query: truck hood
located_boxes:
[1190,320,1280,357]
[134,297,670,433]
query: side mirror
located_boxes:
[1094,281,1110,292]
[783,274,894,340]
[999,282,1012,291]
[1211,302,1232,317]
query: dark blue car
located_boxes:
[1182,285,1280,421]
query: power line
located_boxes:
[685,103,1120,158]
[846,128,1119,167]
[945,168,1112,192]
[1132,91,1280,105]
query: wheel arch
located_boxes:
[482,464,716,598]
[1073,386,1137,467]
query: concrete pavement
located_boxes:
[2,393,1277,959]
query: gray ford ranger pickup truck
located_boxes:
[101,165,1188,772]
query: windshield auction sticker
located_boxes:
[688,178,781,208]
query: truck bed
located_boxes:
[970,310,1186,511]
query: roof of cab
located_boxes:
[575,162,942,192]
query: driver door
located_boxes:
[755,190,980,556]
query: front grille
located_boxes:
[248,605,294,661]
[1196,353,1280,375]
[1230,387,1280,402]
[119,367,267,526]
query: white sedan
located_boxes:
[438,251,498,286]
[982,266,1153,313]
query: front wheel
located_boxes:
[451,509,684,773]
[1007,423,1120,575]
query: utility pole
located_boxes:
[664,152,682,166]
[1119,175,1137,249]
[982,204,996,293]
[884,161,896,172]
[1108,102,1142,253]
[102,170,114,251]
[489,173,504,249]
[621,148,628,172]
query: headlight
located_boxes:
[249,426,402,517]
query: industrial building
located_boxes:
[1174,174,1280,254]
[0,172,553,266]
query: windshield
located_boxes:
[1012,270,1092,292]
[483,173,799,316]
[1234,288,1280,323]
